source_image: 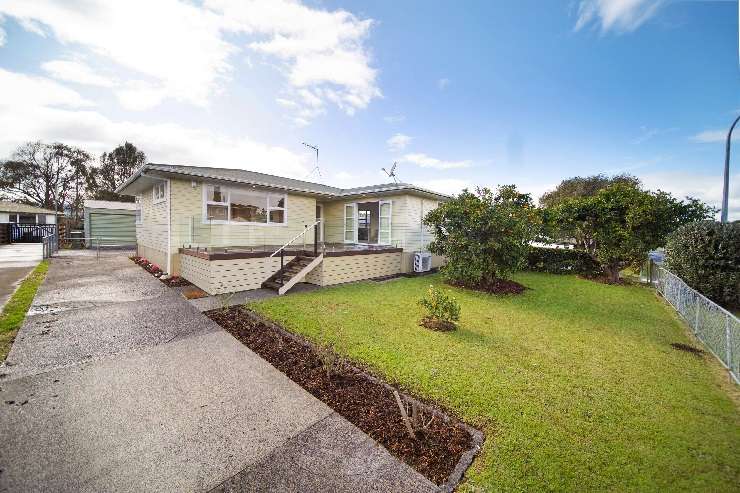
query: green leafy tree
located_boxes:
[424,185,541,287]
[539,173,640,208]
[88,142,146,202]
[0,141,91,218]
[547,183,714,282]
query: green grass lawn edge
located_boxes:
[249,272,740,492]
[0,260,49,362]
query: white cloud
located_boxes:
[41,59,116,87]
[207,0,380,122]
[0,24,6,47]
[575,0,665,33]
[0,68,310,179]
[437,78,450,90]
[387,133,411,152]
[1,0,380,121]
[0,68,93,108]
[0,0,233,110]
[401,153,473,170]
[632,126,677,144]
[417,178,471,196]
[690,129,740,144]
[383,114,405,124]
[640,171,739,220]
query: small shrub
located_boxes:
[526,247,601,275]
[418,285,460,331]
[664,221,740,309]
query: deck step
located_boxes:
[262,254,323,294]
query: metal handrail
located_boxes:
[269,219,321,258]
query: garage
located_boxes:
[84,200,138,247]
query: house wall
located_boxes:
[136,178,319,275]
[169,178,317,248]
[179,251,402,294]
[180,254,299,295]
[314,252,402,286]
[320,194,440,252]
[136,179,170,271]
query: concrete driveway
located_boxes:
[0,251,435,492]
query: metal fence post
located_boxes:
[727,314,732,370]
[694,295,701,334]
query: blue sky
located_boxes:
[0,0,738,216]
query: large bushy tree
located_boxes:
[0,141,92,219]
[424,185,541,288]
[546,183,714,282]
[87,141,146,202]
[665,221,739,309]
[539,173,640,208]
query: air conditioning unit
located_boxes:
[413,252,432,273]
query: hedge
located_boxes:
[664,221,740,309]
[526,247,601,275]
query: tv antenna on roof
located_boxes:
[302,142,321,178]
[382,162,399,183]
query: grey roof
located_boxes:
[118,163,451,200]
[0,201,57,214]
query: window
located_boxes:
[18,213,35,224]
[153,181,166,203]
[135,196,142,225]
[8,214,17,223]
[203,185,286,225]
[37,214,46,225]
[230,189,267,223]
[205,185,228,221]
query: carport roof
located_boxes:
[0,201,57,214]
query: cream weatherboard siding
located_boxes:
[136,180,169,270]
[180,254,299,295]
[169,179,317,250]
[179,251,402,294]
[312,253,402,286]
[320,195,440,250]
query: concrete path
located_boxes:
[0,251,435,493]
[0,265,35,312]
[0,243,43,268]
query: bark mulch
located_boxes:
[160,276,192,287]
[671,342,705,356]
[447,278,526,295]
[206,306,480,488]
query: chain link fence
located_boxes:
[647,262,739,384]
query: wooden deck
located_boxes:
[179,243,402,260]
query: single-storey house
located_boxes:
[117,163,448,295]
[0,201,57,225]
[0,201,58,245]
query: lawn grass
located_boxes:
[251,272,740,492]
[0,261,49,362]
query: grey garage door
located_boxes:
[89,211,136,245]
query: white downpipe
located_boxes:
[166,178,171,275]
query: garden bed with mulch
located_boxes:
[206,306,483,490]
[447,278,526,295]
[130,256,193,287]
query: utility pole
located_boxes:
[721,115,740,223]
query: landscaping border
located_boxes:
[212,308,484,491]
[0,261,49,362]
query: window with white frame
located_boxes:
[153,181,166,203]
[204,185,286,225]
[135,196,142,225]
